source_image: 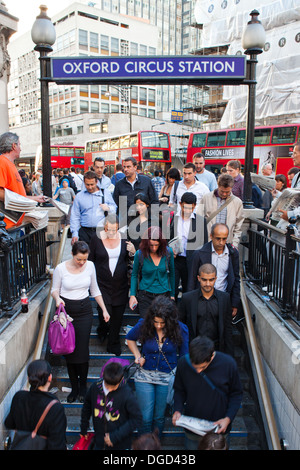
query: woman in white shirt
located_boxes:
[51,240,110,403]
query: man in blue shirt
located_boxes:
[193,153,218,191]
[70,170,116,245]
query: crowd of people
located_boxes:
[3,130,300,451]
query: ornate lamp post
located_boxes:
[31,5,56,197]
[242,10,266,208]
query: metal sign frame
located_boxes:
[46,55,247,85]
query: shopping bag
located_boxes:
[72,433,95,450]
[48,304,75,355]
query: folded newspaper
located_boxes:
[175,415,219,436]
[250,173,275,191]
[269,188,300,221]
[23,210,49,230]
[5,188,37,211]
[168,236,183,255]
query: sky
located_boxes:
[6,0,79,38]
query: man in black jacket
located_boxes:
[172,336,242,450]
[187,223,240,317]
[167,191,208,299]
[113,157,158,227]
[179,263,233,356]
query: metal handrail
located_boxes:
[30,225,69,364]
[240,272,282,450]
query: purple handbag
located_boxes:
[48,304,75,355]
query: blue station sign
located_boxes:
[49,55,246,85]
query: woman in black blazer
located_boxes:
[89,214,135,356]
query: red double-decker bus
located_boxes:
[35,145,85,171]
[84,130,172,177]
[186,124,300,179]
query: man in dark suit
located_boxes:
[166,191,208,299]
[187,223,240,318]
[179,263,233,356]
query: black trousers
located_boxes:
[78,226,97,245]
[97,303,127,354]
[137,290,170,318]
[174,255,189,300]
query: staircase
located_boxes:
[46,301,267,450]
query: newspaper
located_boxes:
[44,197,70,215]
[5,188,37,211]
[168,236,183,255]
[269,188,300,221]
[175,415,219,436]
[250,173,275,191]
[23,210,49,230]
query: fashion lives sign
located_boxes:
[49,56,246,84]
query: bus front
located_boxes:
[139,131,172,176]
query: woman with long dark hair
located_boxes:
[129,226,175,318]
[51,241,110,403]
[127,192,159,251]
[126,296,189,437]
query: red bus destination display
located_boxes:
[49,55,246,85]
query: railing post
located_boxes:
[282,224,297,316]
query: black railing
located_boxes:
[243,218,300,324]
[0,219,47,313]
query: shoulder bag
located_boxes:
[48,304,75,355]
[155,338,176,406]
[10,399,58,450]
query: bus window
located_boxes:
[71,158,85,166]
[254,128,271,145]
[130,134,138,147]
[227,130,246,146]
[51,147,59,156]
[91,141,100,152]
[100,140,108,151]
[120,135,130,148]
[110,137,120,149]
[271,126,297,144]
[60,148,75,157]
[206,132,226,147]
[75,148,84,157]
[192,133,206,148]
[141,132,169,148]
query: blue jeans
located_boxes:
[134,381,169,438]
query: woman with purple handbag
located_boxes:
[51,241,110,403]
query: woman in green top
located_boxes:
[129,226,175,317]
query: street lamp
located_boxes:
[242,9,266,209]
[31,5,56,197]
[105,85,132,132]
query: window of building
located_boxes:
[90,32,99,53]
[80,100,89,113]
[101,35,109,55]
[111,37,119,56]
[91,101,99,112]
[79,29,88,50]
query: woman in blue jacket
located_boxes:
[126,295,189,437]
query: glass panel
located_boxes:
[271,126,297,144]
[206,132,226,147]
[59,147,74,157]
[109,137,120,149]
[227,130,246,146]
[130,134,138,147]
[51,147,59,156]
[75,148,84,157]
[120,135,130,148]
[141,131,169,148]
[192,133,207,147]
[254,128,271,145]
